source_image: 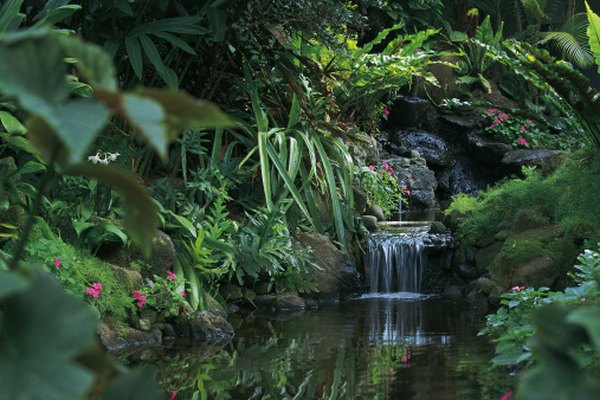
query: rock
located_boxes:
[242,288,256,302]
[297,233,363,300]
[162,323,176,339]
[467,132,512,164]
[366,204,386,221]
[457,263,479,280]
[511,255,558,288]
[175,311,234,343]
[440,114,479,131]
[429,221,448,234]
[220,283,244,302]
[109,264,143,291]
[488,286,503,307]
[511,207,551,232]
[97,320,162,351]
[474,234,496,248]
[347,135,380,166]
[501,149,564,173]
[361,215,378,231]
[390,157,438,210]
[387,97,432,128]
[466,290,489,314]
[443,285,463,298]
[254,294,305,312]
[474,277,503,296]
[475,241,504,276]
[389,129,452,167]
[353,187,368,214]
[488,238,555,288]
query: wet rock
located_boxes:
[429,221,449,234]
[366,204,386,221]
[488,286,503,307]
[353,187,368,214]
[387,97,432,128]
[254,294,305,312]
[175,311,234,343]
[467,132,511,164]
[439,114,479,131]
[474,277,503,296]
[297,233,363,300]
[457,263,479,280]
[389,129,452,167]
[390,157,438,210]
[98,320,162,352]
[443,285,463,298]
[361,215,378,231]
[466,290,489,314]
[162,323,176,339]
[501,149,564,173]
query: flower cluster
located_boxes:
[132,271,188,317]
[87,150,121,165]
[359,162,407,218]
[484,108,537,148]
[86,282,103,298]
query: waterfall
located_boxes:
[366,230,427,294]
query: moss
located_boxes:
[488,238,550,286]
[511,206,551,232]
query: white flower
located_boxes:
[106,152,121,162]
[87,153,102,164]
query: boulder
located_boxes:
[174,310,234,343]
[467,132,512,164]
[475,241,504,276]
[361,215,378,231]
[366,204,386,221]
[297,233,363,300]
[511,255,558,288]
[389,129,452,167]
[97,320,162,352]
[391,157,438,210]
[443,285,463,298]
[474,277,503,296]
[501,149,564,173]
[253,294,305,312]
[353,187,368,214]
[457,262,479,280]
[387,96,432,128]
[108,264,143,292]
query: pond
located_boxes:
[120,295,513,399]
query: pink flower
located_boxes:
[368,165,375,171]
[490,123,496,129]
[520,126,525,132]
[86,287,100,298]
[528,119,533,124]
[406,190,411,197]
[500,391,512,400]
[494,118,501,124]
[511,286,525,292]
[180,290,186,298]
[167,270,176,281]
[92,282,103,291]
[401,355,408,363]
[487,108,494,114]
[383,108,390,116]
[517,138,529,146]
[499,113,509,120]
[382,161,389,170]
[133,290,148,308]
[170,390,178,400]
[55,257,61,269]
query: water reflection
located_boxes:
[120,297,512,399]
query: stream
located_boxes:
[120,295,512,399]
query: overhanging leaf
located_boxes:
[586,1,600,72]
[59,35,117,91]
[0,270,29,299]
[68,164,158,257]
[0,271,96,400]
[101,367,161,400]
[122,94,167,160]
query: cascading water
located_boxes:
[366,228,428,294]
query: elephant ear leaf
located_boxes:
[586,1,600,73]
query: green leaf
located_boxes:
[0,110,26,134]
[18,160,45,174]
[207,7,227,42]
[101,367,161,400]
[0,132,37,155]
[125,36,143,79]
[139,34,165,74]
[59,35,117,91]
[152,31,196,55]
[567,306,600,349]
[122,94,167,160]
[36,4,81,25]
[0,31,69,119]
[0,270,28,298]
[134,88,233,138]
[68,164,158,257]
[586,1,600,72]
[0,271,96,400]
[0,0,24,33]
[129,16,207,36]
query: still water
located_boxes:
[122,296,512,399]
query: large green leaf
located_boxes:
[0,0,24,33]
[0,31,69,119]
[139,34,165,74]
[567,306,600,349]
[0,272,97,400]
[0,270,28,299]
[0,110,26,134]
[586,1,600,72]
[125,36,143,79]
[101,367,161,400]
[122,94,168,160]
[68,164,158,257]
[59,35,117,91]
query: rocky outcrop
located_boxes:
[389,129,452,167]
[174,310,234,343]
[297,233,363,302]
[501,149,565,173]
[388,154,438,210]
[254,294,305,312]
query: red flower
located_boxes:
[167,270,176,281]
[368,165,375,171]
[170,390,178,400]
[86,282,103,298]
[383,108,390,116]
[133,290,148,308]
[500,391,512,400]
[55,257,61,269]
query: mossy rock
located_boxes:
[475,241,504,276]
[511,226,558,243]
[511,205,551,232]
[474,277,503,296]
[489,238,557,288]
